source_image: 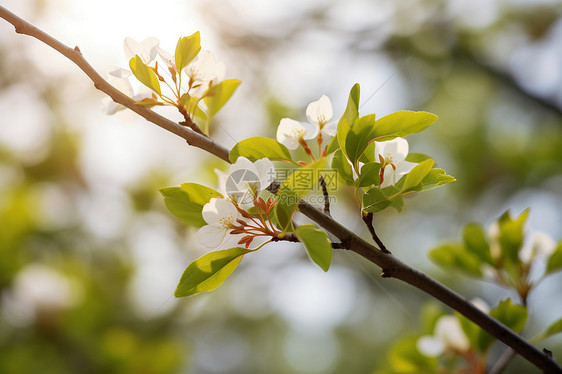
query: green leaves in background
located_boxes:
[229,136,293,163]
[296,224,332,271]
[203,79,241,116]
[129,55,161,95]
[384,336,437,374]
[533,318,562,343]
[160,183,222,227]
[497,209,529,267]
[546,242,562,274]
[175,32,201,72]
[429,243,483,276]
[175,247,251,297]
[372,111,438,141]
[477,299,527,351]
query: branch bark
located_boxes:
[1,6,560,373]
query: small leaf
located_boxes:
[296,224,333,271]
[546,242,562,274]
[203,79,241,116]
[179,93,208,121]
[429,243,483,276]
[344,113,377,164]
[129,55,161,95]
[477,299,527,351]
[543,318,562,339]
[175,247,250,297]
[274,188,298,232]
[160,183,222,227]
[175,32,201,72]
[337,84,361,162]
[325,134,340,154]
[331,149,354,186]
[372,111,438,141]
[498,210,529,267]
[406,153,432,163]
[362,187,391,213]
[420,169,456,191]
[134,97,163,108]
[402,159,434,192]
[229,136,293,163]
[356,162,382,188]
[463,223,493,265]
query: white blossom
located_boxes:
[417,315,470,357]
[197,198,245,248]
[306,95,336,136]
[276,118,319,150]
[373,137,417,188]
[184,50,225,97]
[123,37,159,64]
[223,157,275,207]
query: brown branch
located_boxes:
[318,175,331,215]
[361,212,389,253]
[1,6,560,373]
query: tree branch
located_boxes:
[1,6,560,373]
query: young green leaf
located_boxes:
[362,187,391,213]
[296,224,332,271]
[546,242,562,274]
[428,243,483,276]
[336,84,360,161]
[160,183,222,227]
[175,247,250,297]
[175,32,201,72]
[405,153,432,163]
[229,136,293,163]
[372,111,438,141]
[498,210,529,267]
[463,223,493,265]
[203,79,241,117]
[129,55,161,95]
[331,149,354,186]
[541,318,562,340]
[402,159,434,192]
[477,299,527,351]
[344,113,377,164]
[356,162,382,188]
[419,168,456,191]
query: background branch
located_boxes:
[1,5,560,373]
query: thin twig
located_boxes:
[361,212,389,253]
[318,175,331,216]
[489,348,516,374]
[1,6,560,373]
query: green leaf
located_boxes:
[337,84,361,162]
[344,114,377,164]
[129,55,161,95]
[406,153,432,163]
[179,93,207,121]
[463,223,493,265]
[331,149,354,186]
[356,162,382,188]
[362,187,391,212]
[546,242,562,274]
[419,168,456,191]
[478,299,527,351]
[543,318,562,339]
[274,188,298,233]
[203,79,241,116]
[296,224,332,271]
[388,336,437,373]
[175,247,250,297]
[402,159,434,192]
[455,311,483,353]
[175,32,201,72]
[160,183,222,227]
[229,136,293,163]
[498,210,529,266]
[372,111,438,141]
[428,243,483,276]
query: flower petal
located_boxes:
[306,95,333,126]
[321,121,337,137]
[123,37,159,64]
[435,316,470,352]
[253,158,276,190]
[197,224,226,248]
[417,335,444,357]
[277,118,305,150]
[302,121,320,140]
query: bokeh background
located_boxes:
[1,0,561,373]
